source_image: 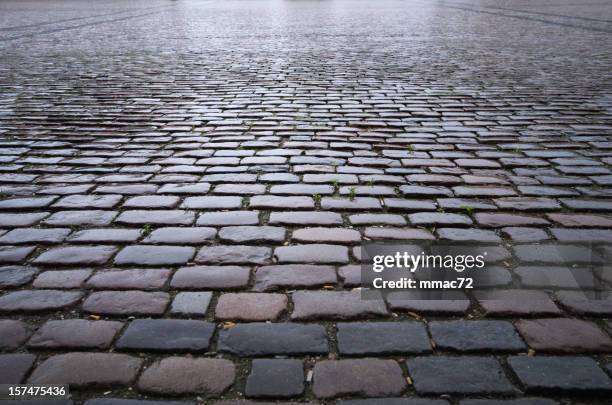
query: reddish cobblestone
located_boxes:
[1,0,611,402]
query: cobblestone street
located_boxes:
[1,0,612,404]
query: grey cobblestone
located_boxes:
[1,0,611,402]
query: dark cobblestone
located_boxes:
[508,356,612,393]
[116,319,215,352]
[408,357,515,395]
[245,359,304,398]
[1,0,612,402]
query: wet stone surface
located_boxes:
[0,0,611,402]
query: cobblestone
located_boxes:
[313,359,405,398]
[29,353,143,387]
[1,0,612,402]
[116,319,215,351]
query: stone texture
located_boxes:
[116,319,215,351]
[515,318,612,353]
[218,323,328,355]
[28,319,123,349]
[245,359,304,398]
[29,353,143,387]
[337,322,431,355]
[171,266,250,289]
[274,244,349,264]
[33,269,92,288]
[313,359,406,398]
[408,357,515,395]
[508,356,612,393]
[292,291,388,320]
[0,319,30,350]
[215,293,287,321]
[83,291,169,316]
[253,264,336,291]
[0,290,82,313]
[34,246,117,265]
[0,353,36,383]
[171,291,213,315]
[429,320,525,352]
[85,269,170,290]
[114,245,194,265]
[196,245,271,264]
[138,357,235,396]
[0,265,37,287]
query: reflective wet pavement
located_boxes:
[0,0,611,404]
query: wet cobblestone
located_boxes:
[1,0,612,403]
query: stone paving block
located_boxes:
[115,210,194,225]
[409,212,472,226]
[196,245,271,264]
[349,213,406,225]
[475,213,549,227]
[0,196,56,209]
[143,227,216,244]
[508,356,612,393]
[53,195,122,209]
[28,319,123,349]
[170,292,213,315]
[274,244,349,264]
[245,359,304,398]
[219,226,285,243]
[337,322,431,355]
[197,211,260,226]
[0,353,36,383]
[0,213,50,227]
[138,357,235,396]
[387,291,472,315]
[551,228,612,242]
[0,265,37,287]
[29,353,143,387]
[515,318,612,353]
[253,264,336,291]
[407,357,515,395]
[268,211,343,225]
[292,290,388,320]
[321,197,381,210]
[171,266,250,289]
[429,320,525,352]
[0,245,36,263]
[0,228,71,244]
[85,268,170,290]
[83,291,169,316]
[476,290,561,316]
[33,269,92,289]
[116,319,215,351]
[114,245,194,265]
[68,228,141,243]
[218,323,328,355]
[250,195,313,209]
[313,359,405,398]
[0,290,82,313]
[292,227,361,243]
[493,197,561,211]
[215,293,287,321]
[0,319,31,350]
[123,195,180,208]
[501,227,549,242]
[43,210,117,226]
[364,227,434,240]
[437,228,501,242]
[34,246,117,265]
